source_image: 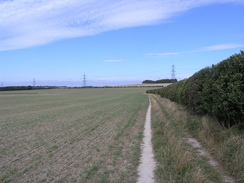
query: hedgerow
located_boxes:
[147,51,244,127]
[0,86,32,91]
[142,79,177,83]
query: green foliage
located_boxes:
[147,51,244,127]
[142,79,177,84]
[0,86,32,91]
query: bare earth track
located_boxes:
[137,98,156,183]
[185,136,234,183]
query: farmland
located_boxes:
[0,88,149,182]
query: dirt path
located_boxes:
[137,98,156,183]
[185,136,235,183]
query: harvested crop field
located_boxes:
[0,88,149,182]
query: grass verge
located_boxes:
[149,94,243,182]
[185,111,244,182]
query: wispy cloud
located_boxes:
[147,43,244,58]
[0,0,243,51]
[146,52,180,58]
[104,60,122,62]
[202,43,244,51]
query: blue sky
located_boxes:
[0,0,244,86]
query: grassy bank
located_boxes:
[150,94,243,182]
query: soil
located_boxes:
[0,88,149,182]
[137,98,156,183]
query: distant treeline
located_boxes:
[142,79,177,84]
[147,51,244,128]
[0,86,63,91]
[0,86,33,91]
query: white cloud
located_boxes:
[104,60,122,62]
[147,43,244,58]
[202,43,244,51]
[0,0,243,51]
[146,52,180,57]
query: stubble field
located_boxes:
[0,88,149,183]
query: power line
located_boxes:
[171,65,176,79]
[83,73,87,87]
[33,78,36,87]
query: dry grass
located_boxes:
[150,94,224,183]
[0,88,149,183]
[195,116,244,182]
[150,94,243,183]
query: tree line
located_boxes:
[142,79,177,84]
[0,86,33,91]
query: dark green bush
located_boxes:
[147,51,244,127]
[0,86,33,91]
[143,79,177,84]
